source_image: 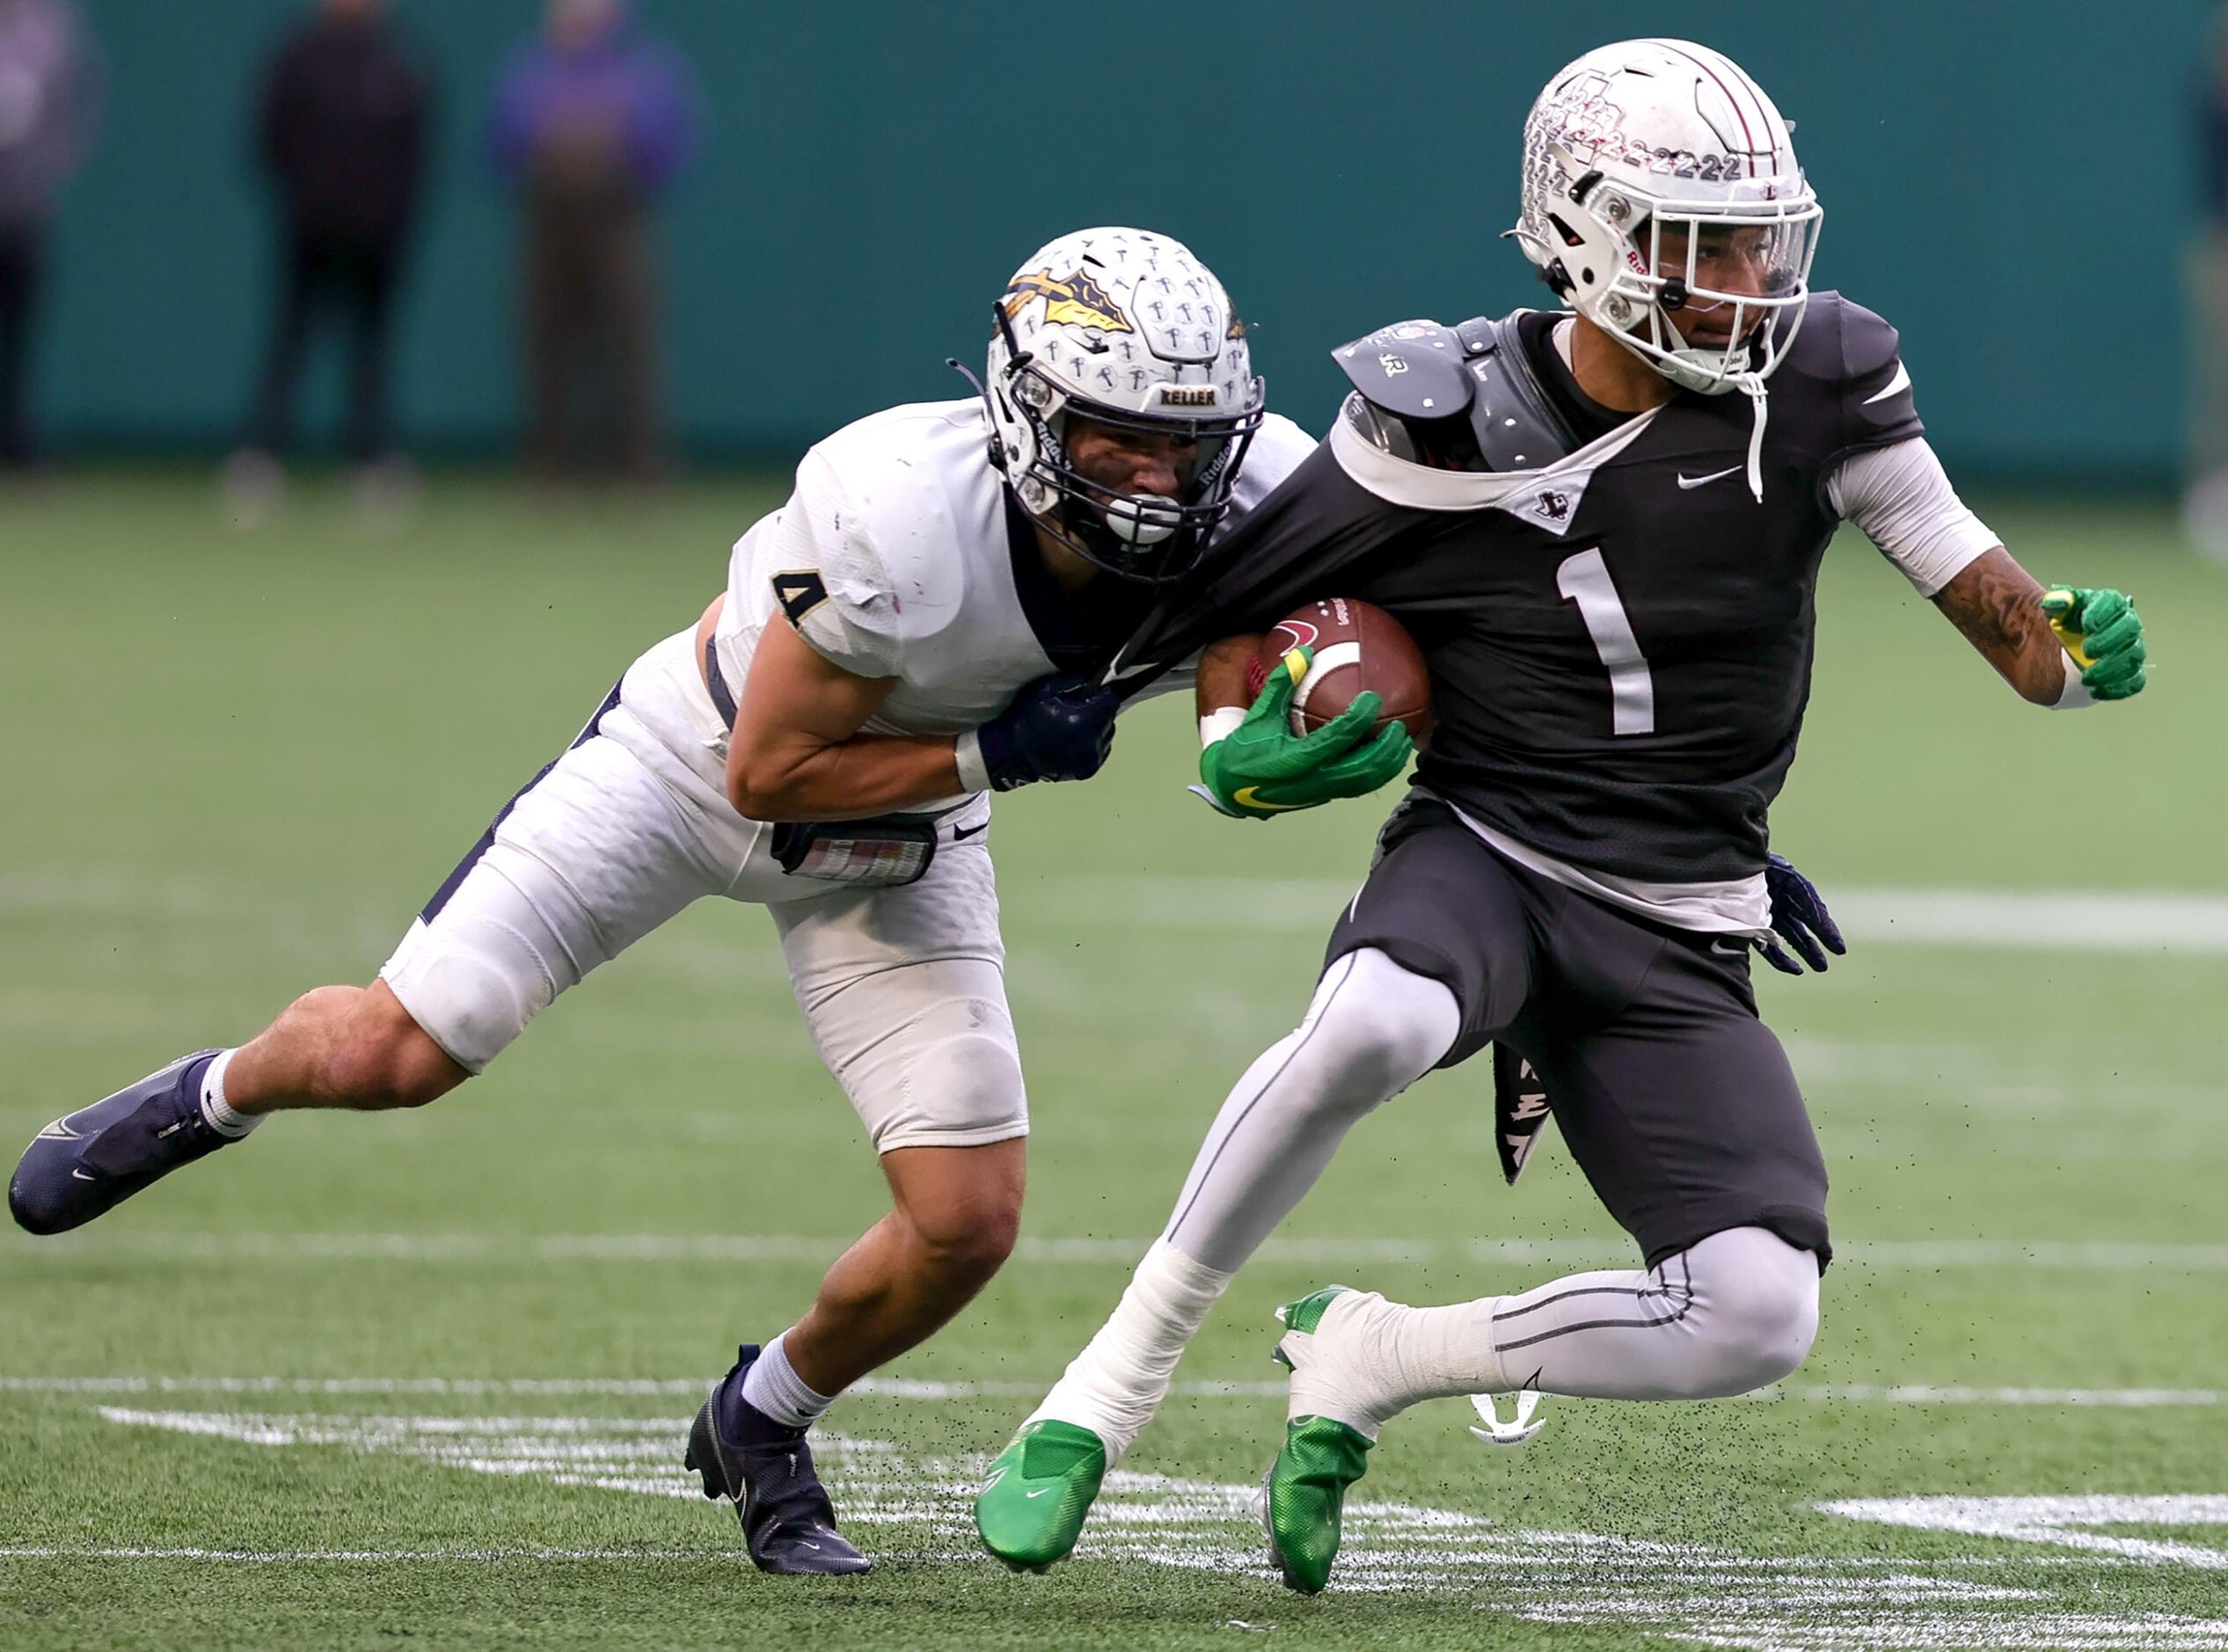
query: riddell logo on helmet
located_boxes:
[1000,267,1135,335]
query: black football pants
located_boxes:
[1323,793,1830,1267]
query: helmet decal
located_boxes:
[975,227,1267,584]
[1000,267,1136,335]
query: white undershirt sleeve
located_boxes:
[1823,437,2000,598]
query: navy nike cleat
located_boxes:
[10,1050,231,1235]
[684,1344,872,1575]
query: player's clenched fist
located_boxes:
[2040,587,2147,700]
[1197,647,1414,819]
[961,674,1121,791]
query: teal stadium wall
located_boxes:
[34,2,2214,479]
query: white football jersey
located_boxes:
[714,397,1315,805]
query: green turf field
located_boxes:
[3,474,2225,1650]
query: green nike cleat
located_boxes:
[973,1418,1107,1572]
[1263,1285,1373,1594]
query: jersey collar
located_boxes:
[1001,488,1155,676]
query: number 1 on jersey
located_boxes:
[1557,547,1655,735]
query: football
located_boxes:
[1254,597,1431,741]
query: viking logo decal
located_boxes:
[1001,267,1136,334]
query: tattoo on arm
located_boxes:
[1930,547,2064,705]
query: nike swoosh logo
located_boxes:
[800,1539,822,1550]
[953,820,989,841]
[1676,466,1741,490]
[70,1169,98,1181]
[1231,786,1306,814]
[1863,361,1912,406]
[1711,939,1749,956]
[1026,1488,1052,1498]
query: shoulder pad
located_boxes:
[1451,312,1585,472]
[1779,292,1922,451]
[1332,319,1474,421]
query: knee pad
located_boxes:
[1298,947,1461,1100]
[380,914,553,1076]
[809,962,1028,1152]
[902,1010,1027,1140]
[1684,1226,1822,1393]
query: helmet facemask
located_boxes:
[1563,170,1823,396]
[988,302,1264,584]
[1529,150,1823,398]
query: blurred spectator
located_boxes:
[489,0,700,484]
[2189,4,2228,559]
[0,0,101,472]
[225,0,430,523]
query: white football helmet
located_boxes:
[980,227,1265,583]
[1512,40,1822,399]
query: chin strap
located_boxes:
[1733,369,1769,502]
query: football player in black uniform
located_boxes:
[973,38,2152,1590]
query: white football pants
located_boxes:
[379,627,1026,1153]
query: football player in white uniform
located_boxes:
[10,227,1411,1572]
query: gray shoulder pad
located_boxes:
[1332,319,1474,421]
[1456,312,1584,471]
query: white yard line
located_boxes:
[1823,1497,2228,1573]
[1783,1385,2222,1408]
[0,1375,2217,1407]
[0,1545,698,1563]
[1029,879,2228,954]
[11,1231,2228,1269]
[7,869,2226,954]
[12,1407,2226,1651]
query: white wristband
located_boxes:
[2050,652,2097,710]
[953,729,992,792]
[1199,705,1246,749]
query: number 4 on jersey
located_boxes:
[1557,548,1655,736]
[772,570,829,625]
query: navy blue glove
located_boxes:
[1759,852,1846,976]
[965,674,1120,791]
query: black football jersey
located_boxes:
[1115,293,1923,884]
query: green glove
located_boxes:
[2040,586,2147,700]
[1196,646,1415,820]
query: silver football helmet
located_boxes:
[979,227,1265,583]
[1512,40,1823,400]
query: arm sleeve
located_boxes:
[764,451,907,678]
[1824,437,2000,598]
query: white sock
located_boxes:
[1284,1291,1502,1441]
[197,1049,261,1139]
[739,1331,835,1431]
[1028,1239,1233,1462]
